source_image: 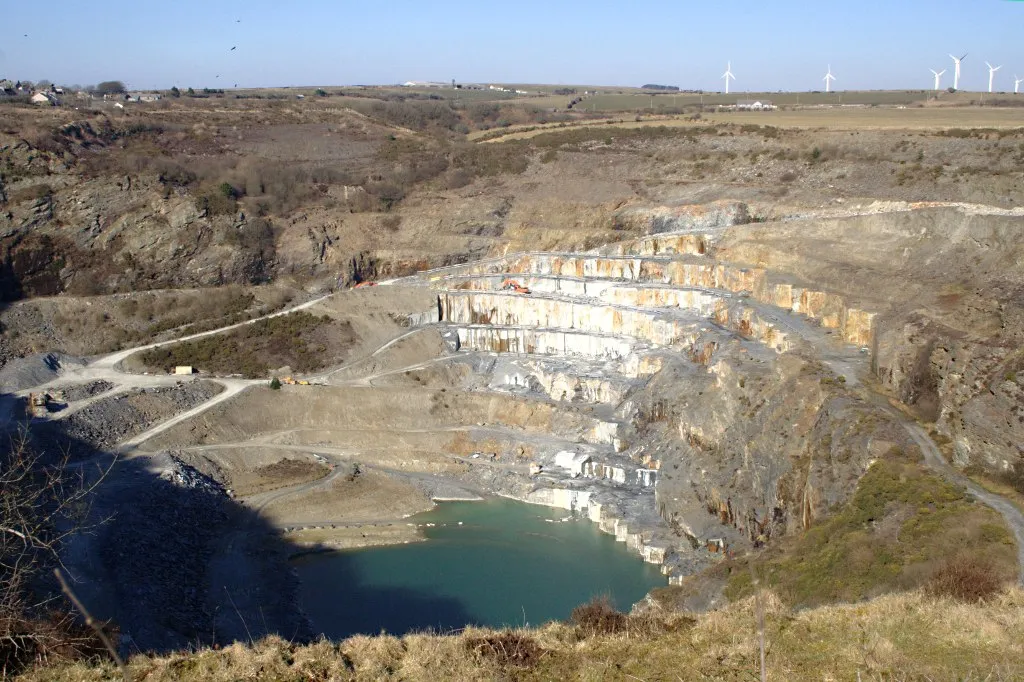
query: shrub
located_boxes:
[195,184,237,216]
[1,437,111,674]
[570,595,628,636]
[464,631,541,668]
[926,555,1005,602]
[269,377,281,390]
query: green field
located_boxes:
[572,90,941,112]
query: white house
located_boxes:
[736,99,775,111]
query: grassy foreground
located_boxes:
[19,588,1024,681]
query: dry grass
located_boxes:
[476,107,1024,142]
[17,587,1024,681]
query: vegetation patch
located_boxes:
[464,631,542,668]
[19,589,1024,681]
[926,554,1007,603]
[234,458,332,497]
[137,312,354,378]
[720,451,1018,607]
[569,595,628,636]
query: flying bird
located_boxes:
[230,46,236,51]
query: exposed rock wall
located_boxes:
[714,208,1024,483]
[614,200,750,235]
[476,254,875,346]
[636,352,912,549]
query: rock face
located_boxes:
[393,201,947,575]
[616,200,750,235]
[713,206,1024,485]
[391,201,1024,577]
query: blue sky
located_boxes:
[2,1,1023,92]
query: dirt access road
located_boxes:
[904,423,1024,585]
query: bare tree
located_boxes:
[1,429,112,673]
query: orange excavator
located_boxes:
[501,278,531,294]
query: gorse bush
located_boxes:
[926,555,1006,603]
[464,632,541,668]
[570,595,628,636]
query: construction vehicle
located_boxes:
[501,278,531,295]
[279,377,311,386]
[26,391,65,418]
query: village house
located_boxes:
[736,99,776,111]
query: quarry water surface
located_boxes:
[293,498,666,638]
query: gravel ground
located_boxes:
[31,380,224,458]
[51,379,116,403]
[0,352,86,392]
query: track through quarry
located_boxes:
[8,200,1024,650]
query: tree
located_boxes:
[1,434,110,672]
[269,377,281,390]
[187,87,195,96]
[94,81,126,97]
[170,86,180,98]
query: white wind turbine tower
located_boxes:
[986,62,1001,93]
[949,53,967,90]
[1015,75,1023,94]
[930,68,946,91]
[823,65,836,93]
[722,61,735,95]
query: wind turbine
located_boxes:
[722,62,735,95]
[949,53,967,90]
[823,65,836,93]
[929,69,946,91]
[1015,75,1023,94]
[986,62,1001,93]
